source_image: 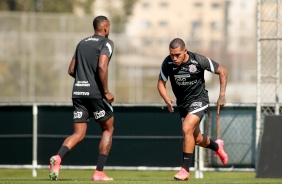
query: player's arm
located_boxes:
[157,79,174,113]
[215,65,228,114]
[98,54,114,103]
[68,58,76,78]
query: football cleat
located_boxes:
[49,155,61,180]
[174,167,189,181]
[214,139,228,165]
[92,170,113,181]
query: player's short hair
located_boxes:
[169,38,185,50]
[93,16,108,30]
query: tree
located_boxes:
[0,0,95,13]
[106,0,138,33]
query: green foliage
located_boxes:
[106,0,138,33]
[123,0,138,16]
[0,0,138,33]
[0,0,94,13]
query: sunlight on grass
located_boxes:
[0,169,282,184]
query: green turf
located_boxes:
[0,169,282,183]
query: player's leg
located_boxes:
[182,114,201,152]
[189,101,228,165]
[92,99,114,181]
[49,123,88,180]
[182,113,200,166]
[61,122,88,151]
[193,122,228,165]
[194,127,210,147]
[92,116,114,181]
[98,116,114,156]
[174,113,199,181]
[49,98,89,180]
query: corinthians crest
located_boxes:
[189,64,197,73]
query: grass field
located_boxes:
[0,169,282,184]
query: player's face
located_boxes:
[169,47,187,66]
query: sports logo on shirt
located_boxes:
[189,64,197,73]
[73,91,90,96]
[74,111,83,119]
[85,37,99,41]
[191,60,198,64]
[75,81,90,87]
[174,75,197,86]
[181,67,189,72]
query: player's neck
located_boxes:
[94,31,106,37]
[183,53,189,64]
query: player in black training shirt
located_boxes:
[158,38,228,181]
[49,16,114,181]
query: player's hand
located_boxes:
[217,95,226,114]
[104,92,114,104]
[165,98,174,113]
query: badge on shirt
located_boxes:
[189,64,197,73]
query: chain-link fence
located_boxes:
[257,0,282,147]
[201,105,256,169]
[1,2,278,171]
[0,12,175,104]
[0,12,93,102]
[0,8,257,104]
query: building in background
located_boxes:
[126,0,226,56]
[226,0,257,79]
[112,0,257,102]
[0,0,258,103]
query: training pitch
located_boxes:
[0,169,282,183]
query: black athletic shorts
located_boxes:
[178,100,209,121]
[72,98,113,123]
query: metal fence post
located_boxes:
[32,104,38,177]
[256,0,262,169]
[195,116,205,179]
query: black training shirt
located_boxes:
[159,51,219,108]
[72,35,114,99]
